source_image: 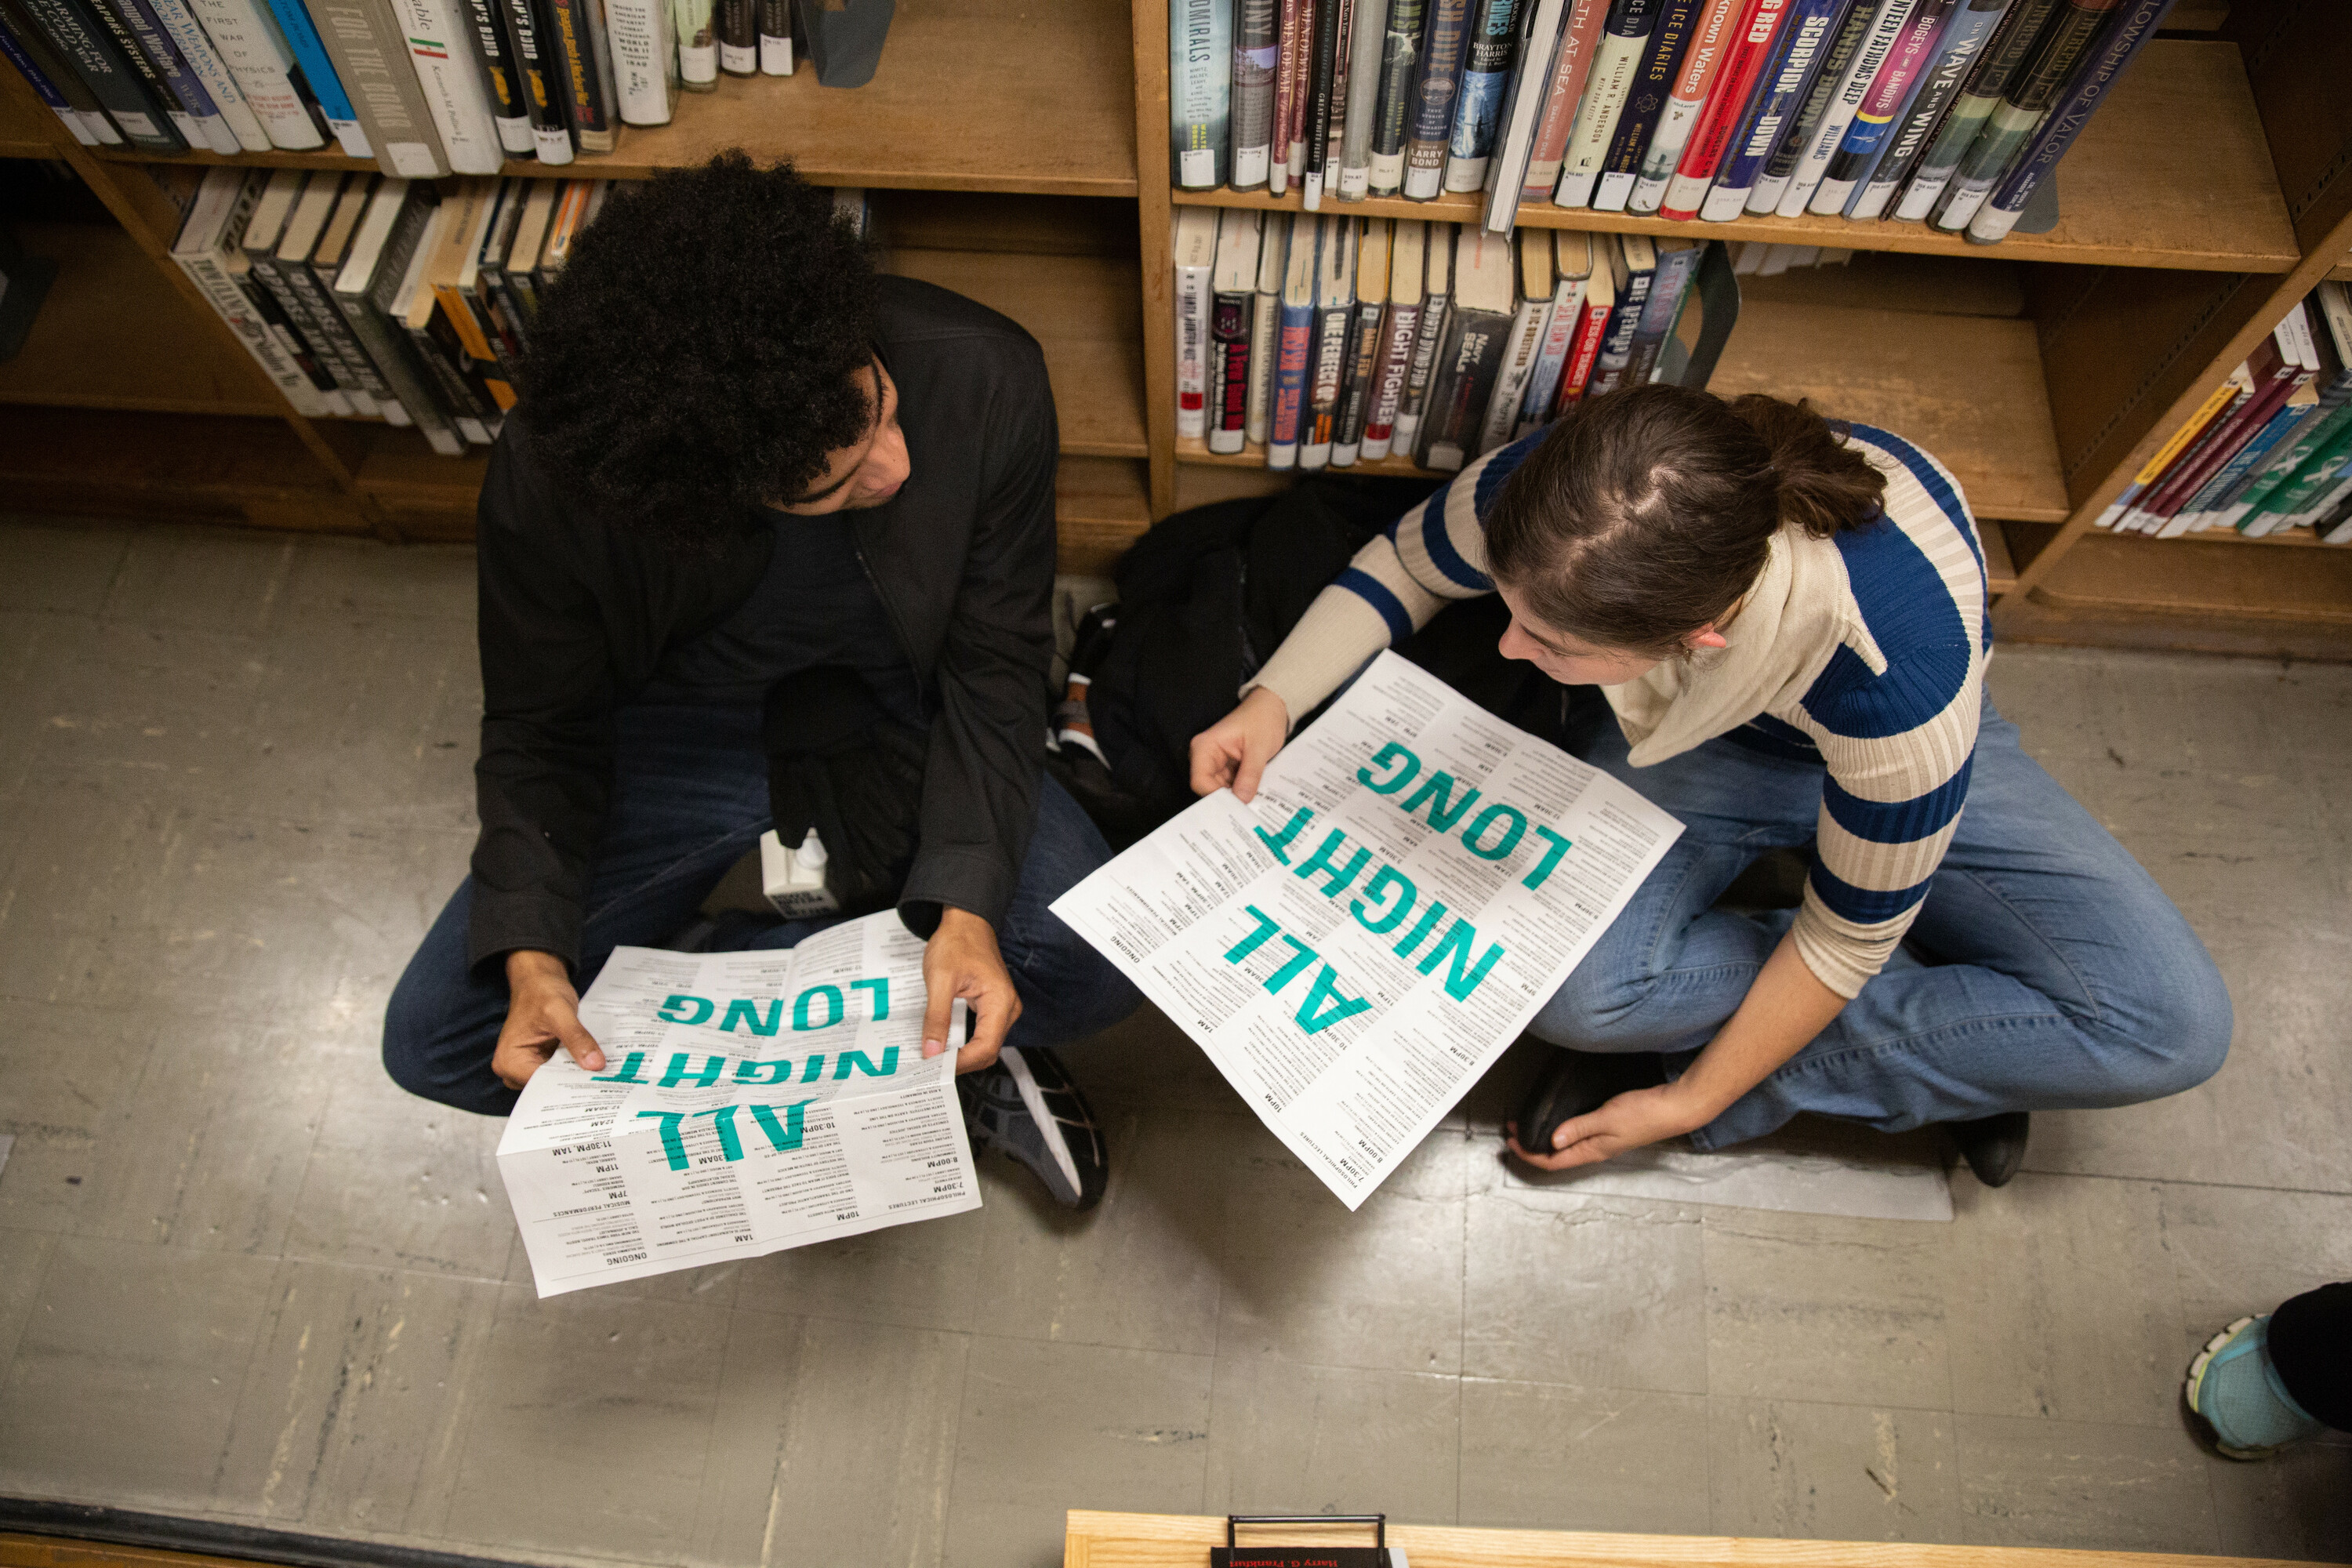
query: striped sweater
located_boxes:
[1249,422,1991,999]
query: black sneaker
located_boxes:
[958,1045,1108,1210]
[1947,1111,2030,1188]
[1511,1046,1666,1160]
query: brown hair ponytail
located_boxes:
[1485,384,1887,658]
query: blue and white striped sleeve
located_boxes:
[1247,430,1542,720]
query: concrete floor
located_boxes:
[0,515,2347,1567]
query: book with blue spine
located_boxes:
[1269,212,1319,470]
[1171,0,1232,187]
[15,0,183,146]
[259,0,368,152]
[1442,0,1526,191]
[1699,0,1852,218]
[1848,0,2006,218]
[1553,0,1661,207]
[1743,0,1871,210]
[1773,0,1915,216]
[1400,0,1473,199]
[1891,0,2060,221]
[1590,0,1699,210]
[104,0,238,149]
[1808,0,1953,215]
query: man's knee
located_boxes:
[381,956,513,1116]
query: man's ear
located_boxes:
[1689,624,1729,651]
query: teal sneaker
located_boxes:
[2185,1315,2326,1460]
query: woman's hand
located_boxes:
[1505,1082,1708,1171]
[1189,687,1290,802]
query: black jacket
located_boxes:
[467,276,1058,972]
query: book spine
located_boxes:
[1321,0,1353,183]
[2153,365,2298,536]
[145,0,270,149]
[1553,0,1656,208]
[17,0,182,145]
[540,0,610,151]
[1232,0,1276,185]
[1269,0,1305,191]
[1660,0,1788,217]
[1418,306,1505,470]
[1300,0,1347,205]
[178,0,315,147]
[2177,398,2313,530]
[1592,0,1697,211]
[0,9,98,140]
[1209,289,1254,453]
[2219,400,2352,531]
[1334,295,1385,459]
[1967,0,2164,245]
[337,284,464,452]
[1632,0,1751,212]
[1174,256,1212,439]
[177,245,328,413]
[1934,0,2118,232]
[1246,284,1283,444]
[492,0,568,158]
[1442,0,1523,191]
[1393,290,1449,452]
[1479,296,1550,456]
[1301,290,1352,466]
[1849,0,1999,218]
[1892,0,2056,220]
[247,252,351,410]
[1773,0,1915,216]
[1,0,124,140]
[1362,296,1420,457]
[1365,0,1422,192]
[74,0,201,146]
[1399,0,1470,200]
[1337,0,1387,197]
[1521,0,1607,198]
[1587,261,1650,393]
[292,256,391,408]
[1744,0,1866,209]
[673,0,713,85]
[1269,292,1316,468]
[1809,0,1949,214]
[2285,469,2352,534]
[104,0,233,149]
[1515,278,1581,434]
[454,0,535,149]
[305,0,452,173]
[1552,284,1610,412]
[2245,423,2352,535]
[714,0,749,71]
[260,0,369,151]
[1171,0,1231,187]
[2092,373,2238,528]
[1624,241,1697,383]
[755,0,786,71]
[2124,378,2253,532]
[387,0,504,167]
[1698,0,1846,216]
[575,0,619,148]
[605,0,672,122]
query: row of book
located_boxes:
[2096,282,2352,545]
[169,167,625,452]
[1170,0,2175,244]
[0,0,796,172]
[1173,205,1708,472]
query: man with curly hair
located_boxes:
[383,154,1139,1210]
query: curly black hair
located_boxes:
[518,152,880,540]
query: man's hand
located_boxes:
[493,949,606,1091]
[922,906,1022,1074]
[1505,1081,1708,1172]
[1189,685,1290,802]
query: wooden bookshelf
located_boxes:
[0,223,283,416]
[0,406,368,531]
[0,67,50,157]
[1169,43,2298,274]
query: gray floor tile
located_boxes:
[943,1334,1214,1568]
[1944,1174,2184,1428]
[1072,1004,1250,1115]
[102,524,297,637]
[0,998,158,1231]
[2206,1439,2352,1563]
[732,1184,987,1332]
[73,1009,336,1255]
[1707,1396,1958,1543]
[1201,1356,1461,1523]
[0,1236,277,1505]
[0,518,131,614]
[22,619,268,787]
[971,1107,1226,1356]
[2162,1184,2352,1348]
[1462,1159,1707,1394]
[0,1228,57,1365]
[724,1314,968,1568]
[280,538,476,626]
[1700,1208,1951,1410]
[1456,1380,1712,1535]
[437,1282,735,1560]
[212,1259,504,1532]
[283,1070,517,1279]
[1216,1120,1467,1376]
[1953,1412,2219,1554]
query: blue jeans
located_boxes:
[384,701,1141,1116]
[1531,694,2232,1150]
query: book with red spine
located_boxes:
[1518,0,1612,203]
[1361,217,1426,460]
[1548,238,1614,416]
[1658,0,1789,218]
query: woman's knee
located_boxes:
[2125,952,2234,1100]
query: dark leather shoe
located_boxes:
[1947,1111,2031,1187]
[1512,1047,1666,1158]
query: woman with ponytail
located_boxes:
[1190,385,2230,1186]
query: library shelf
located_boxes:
[1168,42,2296,275]
[1054,456,1152,574]
[0,223,285,416]
[0,406,368,531]
[882,248,1146,458]
[88,0,1138,195]
[2033,530,2352,622]
[0,72,49,157]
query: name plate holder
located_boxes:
[1210,1515,1405,1568]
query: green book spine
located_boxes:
[2242,418,2352,533]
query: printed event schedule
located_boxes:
[1052,652,1684,1209]
[496,911,976,1296]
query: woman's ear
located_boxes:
[1688,624,1730,651]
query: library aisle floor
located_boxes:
[0,514,2347,1568]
